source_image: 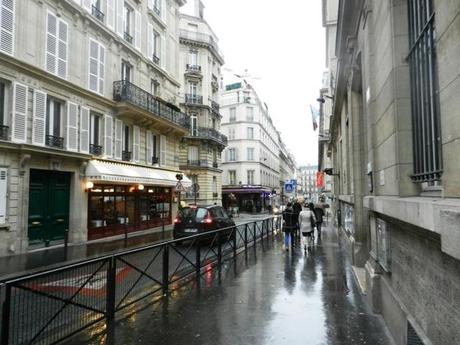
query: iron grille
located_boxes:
[91,5,105,22]
[46,135,64,149]
[185,94,203,105]
[152,54,160,65]
[0,125,8,140]
[186,64,201,72]
[187,127,228,146]
[407,321,424,345]
[124,32,133,44]
[407,0,442,182]
[122,151,132,161]
[90,144,103,156]
[153,6,161,16]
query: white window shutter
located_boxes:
[0,0,15,55]
[147,24,153,60]
[114,119,123,159]
[148,0,154,10]
[45,11,57,75]
[0,168,7,224]
[160,35,166,69]
[80,106,89,153]
[57,19,68,79]
[107,0,115,30]
[88,39,99,93]
[133,125,140,162]
[104,115,113,158]
[146,130,153,164]
[66,102,78,151]
[12,83,27,143]
[160,134,166,166]
[134,10,141,51]
[32,90,46,146]
[98,44,105,95]
[161,0,166,21]
[116,0,123,37]
[82,0,91,11]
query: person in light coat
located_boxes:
[298,203,317,251]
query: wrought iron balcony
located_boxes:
[213,193,218,198]
[184,94,203,105]
[186,64,201,73]
[187,159,208,167]
[124,32,133,44]
[91,5,105,23]
[152,156,159,165]
[46,135,64,149]
[122,151,132,162]
[153,6,161,16]
[0,125,8,141]
[211,100,220,112]
[113,80,190,131]
[90,144,103,156]
[152,54,160,65]
[212,161,218,168]
[188,127,228,146]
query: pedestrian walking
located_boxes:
[314,195,329,237]
[293,200,302,242]
[282,202,297,251]
[299,203,316,251]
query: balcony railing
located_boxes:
[122,151,132,162]
[188,127,228,146]
[124,32,133,44]
[152,54,160,65]
[90,144,103,156]
[186,64,201,73]
[0,125,8,141]
[213,192,218,198]
[212,161,218,168]
[152,156,159,165]
[46,135,64,149]
[187,159,208,167]
[179,29,224,61]
[184,94,203,105]
[91,5,105,23]
[211,100,220,112]
[113,80,190,131]
[153,6,161,16]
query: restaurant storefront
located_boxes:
[85,160,191,240]
[222,185,272,213]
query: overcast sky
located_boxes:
[182,0,325,167]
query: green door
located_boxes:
[28,170,70,245]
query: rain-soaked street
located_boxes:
[71,224,394,345]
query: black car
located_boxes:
[173,205,235,244]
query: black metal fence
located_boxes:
[0,217,280,345]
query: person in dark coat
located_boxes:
[282,202,297,251]
[292,200,302,241]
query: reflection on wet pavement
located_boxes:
[70,225,393,345]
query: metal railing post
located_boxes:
[195,238,201,277]
[232,226,237,259]
[244,224,248,252]
[106,258,116,326]
[162,245,169,295]
[217,232,222,267]
[1,284,11,345]
[253,222,257,249]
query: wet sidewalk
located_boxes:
[72,224,394,345]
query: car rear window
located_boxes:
[179,208,208,221]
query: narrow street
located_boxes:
[70,223,393,345]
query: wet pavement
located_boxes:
[71,224,394,345]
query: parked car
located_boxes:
[173,205,236,244]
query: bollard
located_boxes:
[195,238,201,277]
[244,224,248,253]
[162,245,169,295]
[105,258,116,330]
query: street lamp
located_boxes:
[175,173,183,210]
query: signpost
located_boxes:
[191,183,200,205]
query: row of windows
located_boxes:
[0,81,168,164]
[227,170,278,187]
[229,106,254,122]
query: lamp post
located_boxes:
[175,173,183,210]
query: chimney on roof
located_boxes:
[194,0,204,19]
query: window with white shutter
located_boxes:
[147,24,153,61]
[116,0,123,37]
[104,114,113,157]
[160,35,166,69]
[107,0,115,29]
[11,82,27,143]
[32,90,46,146]
[0,168,7,224]
[45,12,68,79]
[66,102,78,151]
[82,0,91,11]
[146,130,153,164]
[133,125,140,162]
[88,39,105,95]
[160,134,166,166]
[114,119,122,159]
[134,10,141,51]
[0,0,15,56]
[80,106,89,153]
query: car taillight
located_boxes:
[173,217,181,224]
[202,217,213,224]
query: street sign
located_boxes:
[284,183,293,193]
[175,181,185,192]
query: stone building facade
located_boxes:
[220,82,280,212]
[178,1,226,206]
[323,0,460,344]
[278,134,296,205]
[0,0,191,256]
[298,164,318,202]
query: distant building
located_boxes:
[178,1,226,206]
[220,82,280,212]
[298,165,318,202]
[278,134,296,204]
[0,0,191,255]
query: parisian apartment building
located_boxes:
[298,164,318,202]
[322,0,460,344]
[277,134,296,205]
[220,82,281,213]
[178,1,227,206]
[0,0,196,256]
